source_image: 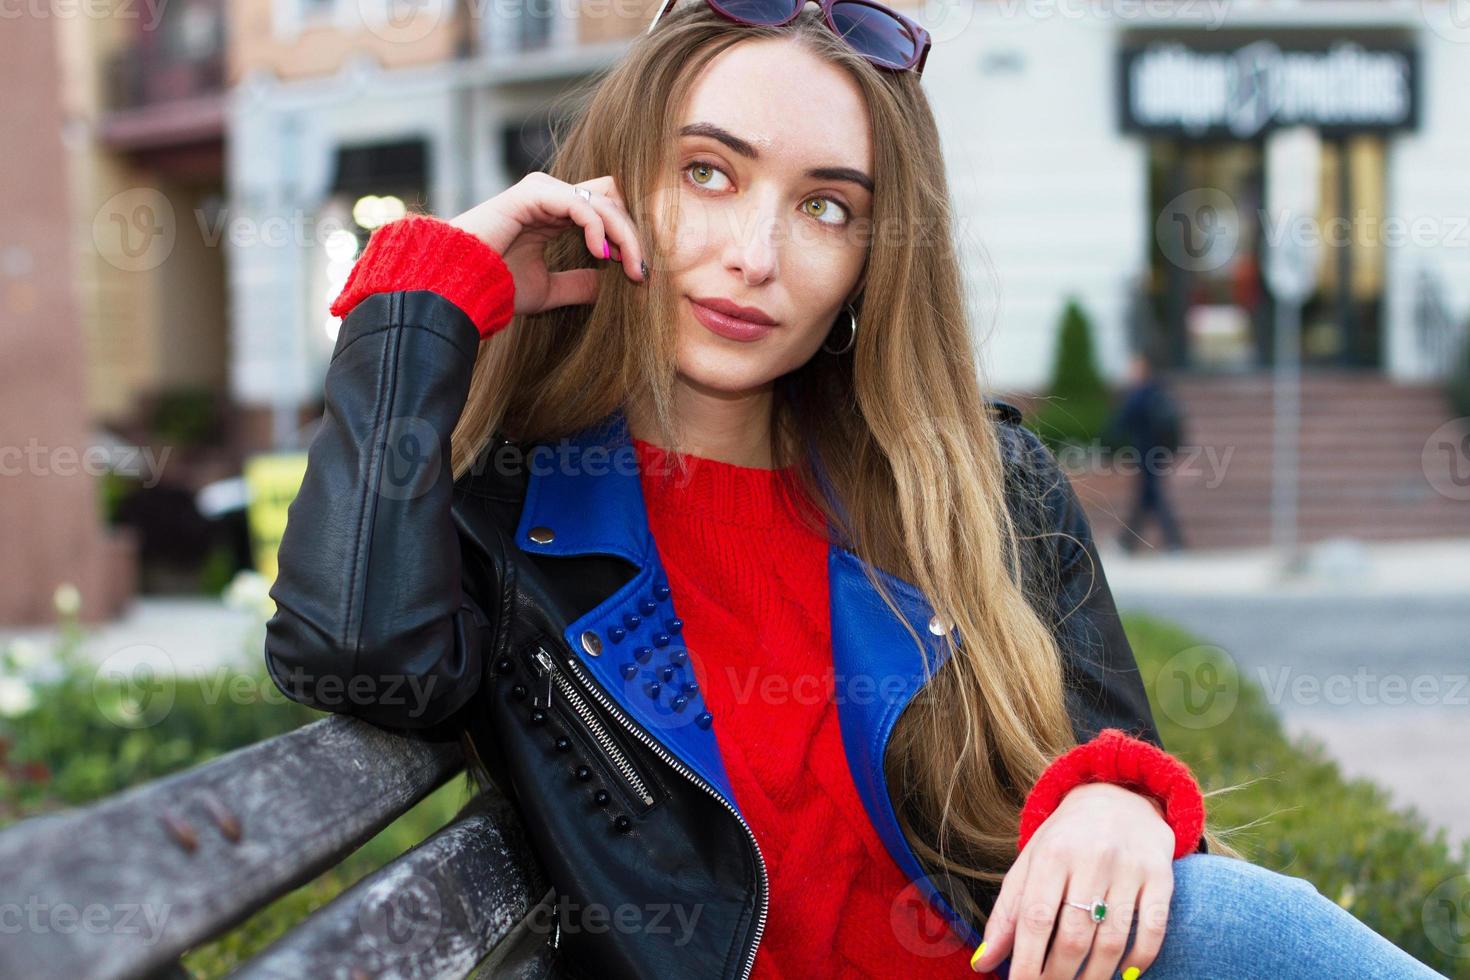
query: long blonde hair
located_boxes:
[448,2,1239,924]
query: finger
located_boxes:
[537,268,600,313]
[1118,865,1173,978]
[1040,870,1105,980]
[575,174,624,207]
[572,183,647,282]
[1075,875,1140,980]
[972,846,1032,972]
[1008,856,1066,980]
[523,174,615,269]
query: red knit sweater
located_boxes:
[330,213,1208,975]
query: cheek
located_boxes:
[653,185,726,278]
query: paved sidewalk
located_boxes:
[1100,535,1470,852]
[0,597,264,679]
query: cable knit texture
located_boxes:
[328,212,516,339]
[633,437,989,977]
[1017,727,1207,860]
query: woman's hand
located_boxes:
[971,782,1176,980]
[448,171,649,317]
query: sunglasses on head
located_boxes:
[647,0,931,75]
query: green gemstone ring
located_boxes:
[1064,895,1107,924]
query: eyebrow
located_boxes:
[679,121,874,194]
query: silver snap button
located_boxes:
[580,630,603,657]
[528,525,555,544]
[928,613,952,635]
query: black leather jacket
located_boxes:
[263,288,1203,980]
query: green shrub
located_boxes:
[1032,297,1113,453]
[1448,327,1470,421]
[1127,612,1470,977]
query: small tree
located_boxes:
[1033,297,1112,452]
[1449,323,1470,421]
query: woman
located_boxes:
[263,3,1449,978]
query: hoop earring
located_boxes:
[823,303,858,355]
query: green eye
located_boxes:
[805,197,848,225]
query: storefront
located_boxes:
[1119,34,1418,373]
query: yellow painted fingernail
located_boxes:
[1123,968,1141,980]
[969,941,986,971]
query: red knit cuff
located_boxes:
[328,212,516,340]
[1017,728,1205,861]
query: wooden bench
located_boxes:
[0,714,561,979]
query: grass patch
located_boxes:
[1126,612,1470,977]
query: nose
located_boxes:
[721,197,780,286]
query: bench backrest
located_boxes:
[0,715,553,979]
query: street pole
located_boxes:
[1271,291,1301,569]
[1263,126,1321,578]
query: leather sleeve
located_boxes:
[1000,419,1210,855]
[263,289,497,732]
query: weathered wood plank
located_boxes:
[229,790,547,980]
[469,887,561,980]
[0,714,463,980]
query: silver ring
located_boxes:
[573,186,593,203]
[1063,895,1107,924]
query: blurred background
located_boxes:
[2,0,1468,974]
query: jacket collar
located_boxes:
[511,406,981,947]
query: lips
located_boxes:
[687,296,779,343]
[689,296,778,325]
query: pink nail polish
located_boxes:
[602,239,610,260]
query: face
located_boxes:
[654,38,875,397]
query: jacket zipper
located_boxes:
[532,647,656,807]
[549,644,769,980]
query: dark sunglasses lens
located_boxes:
[710,0,802,25]
[829,1,918,69]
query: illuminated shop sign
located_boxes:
[1119,40,1417,139]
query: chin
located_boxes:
[675,328,800,395]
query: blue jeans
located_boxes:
[994,853,1449,979]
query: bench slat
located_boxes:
[230,790,548,979]
[0,714,462,979]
